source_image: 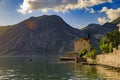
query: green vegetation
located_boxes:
[85,49,97,59]
[100,37,112,53]
[100,30,120,54]
[80,27,88,31]
[79,49,88,57]
[79,48,97,59]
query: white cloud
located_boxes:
[85,8,95,13]
[98,7,120,23]
[18,0,112,14]
[100,6,108,12]
[90,8,95,13]
[106,8,120,21]
[98,17,108,24]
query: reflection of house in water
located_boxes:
[74,37,91,53]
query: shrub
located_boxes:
[85,49,97,59]
[79,49,88,57]
[100,42,112,53]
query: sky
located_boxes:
[0,0,120,29]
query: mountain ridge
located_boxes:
[0,15,119,55]
[0,15,86,56]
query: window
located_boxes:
[83,44,85,46]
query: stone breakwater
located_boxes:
[97,51,120,69]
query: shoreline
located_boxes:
[77,62,120,71]
[0,55,120,71]
[97,64,120,72]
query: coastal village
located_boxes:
[60,24,120,69]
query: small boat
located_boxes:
[30,59,33,61]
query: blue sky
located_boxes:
[0,0,120,29]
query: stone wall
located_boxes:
[97,51,120,68]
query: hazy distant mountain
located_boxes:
[0,15,86,56]
[0,15,119,56]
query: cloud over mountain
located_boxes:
[18,0,112,14]
[98,7,120,24]
[98,17,108,24]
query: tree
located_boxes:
[100,30,120,53]
[106,30,120,49]
[100,37,112,53]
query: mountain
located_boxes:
[0,15,86,56]
[0,15,119,56]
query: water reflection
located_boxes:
[0,57,119,80]
[73,63,120,80]
[96,66,120,80]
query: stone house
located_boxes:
[74,37,91,53]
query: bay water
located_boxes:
[0,57,119,80]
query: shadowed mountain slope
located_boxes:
[0,15,86,56]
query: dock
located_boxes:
[78,62,97,65]
[60,57,76,61]
[60,56,97,65]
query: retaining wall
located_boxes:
[97,51,120,68]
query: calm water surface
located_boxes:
[0,57,119,80]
